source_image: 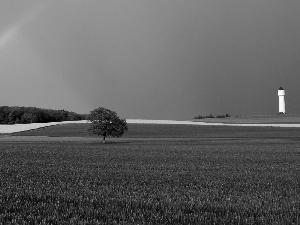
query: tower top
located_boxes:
[279,87,284,90]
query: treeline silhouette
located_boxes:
[194,114,231,119]
[0,106,87,124]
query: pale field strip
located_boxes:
[0,120,89,134]
[1,119,300,134]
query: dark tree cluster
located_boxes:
[0,106,87,124]
[194,114,231,119]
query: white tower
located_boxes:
[278,87,285,114]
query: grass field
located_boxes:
[1,124,300,224]
[193,113,300,124]
[11,123,300,139]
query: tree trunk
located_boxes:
[103,136,106,144]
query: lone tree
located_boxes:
[88,107,128,143]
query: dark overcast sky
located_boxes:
[0,0,299,120]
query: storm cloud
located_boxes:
[0,0,299,119]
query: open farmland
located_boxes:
[12,122,300,140]
[1,124,300,223]
[193,113,300,124]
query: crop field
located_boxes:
[1,124,300,224]
[193,113,300,124]
[12,123,300,139]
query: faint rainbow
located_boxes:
[0,1,53,49]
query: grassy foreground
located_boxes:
[1,124,300,224]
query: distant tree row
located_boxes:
[194,114,231,119]
[0,106,87,124]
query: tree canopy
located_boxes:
[0,106,87,124]
[88,107,128,143]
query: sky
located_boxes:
[0,0,299,120]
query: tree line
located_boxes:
[194,114,231,119]
[0,106,87,124]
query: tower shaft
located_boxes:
[278,88,285,114]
